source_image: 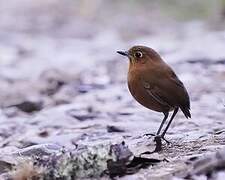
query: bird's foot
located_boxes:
[153,135,163,152]
[144,133,171,145]
[143,133,155,137]
[159,136,171,145]
[140,136,162,155]
[141,135,171,155]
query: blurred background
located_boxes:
[0,0,225,157]
[1,0,225,79]
[1,1,225,179]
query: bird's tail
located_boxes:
[180,106,191,119]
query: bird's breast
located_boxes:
[127,71,168,112]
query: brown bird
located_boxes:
[117,45,191,152]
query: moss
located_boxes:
[6,144,115,179]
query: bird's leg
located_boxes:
[143,112,169,153]
[154,108,178,149]
[153,135,162,152]
[156,112,169,135]
[144,112,169,137]
[143,109,178,153]
[161,107,179,139]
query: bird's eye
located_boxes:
[134,51,143,58]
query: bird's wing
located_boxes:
[167,70,190,110]
[168,71,191,118]
[141,70,191,118]
[141,80,173,109]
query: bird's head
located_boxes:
[117,45,162,66]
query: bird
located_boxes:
[117,45,191,152]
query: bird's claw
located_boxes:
[143,133,155,137]
[154,135,171,145]
[144,133,171,145]
[140,137,162,155]
[161,136,170,145]
[143,134,171,153]
[140,151,155,155]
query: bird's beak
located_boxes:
[117,51,129,57]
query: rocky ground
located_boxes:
[0,1,225,179]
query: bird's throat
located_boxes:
[129,58,135,65]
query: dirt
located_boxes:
[0,1,225,179]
